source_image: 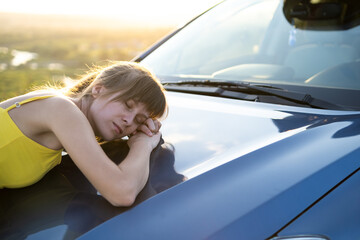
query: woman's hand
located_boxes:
[127,131,161,151]
[133,118,162,137]
[127,118,162,151]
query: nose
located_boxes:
[123,112,136,126]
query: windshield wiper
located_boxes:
[164,82,259,101]
[163,80,347,110]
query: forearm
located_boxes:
[117,143,153,198]
[104,132,160,207]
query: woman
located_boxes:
[0,61,167,207]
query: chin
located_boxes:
[102,135,114,142]
[96,132,112,142]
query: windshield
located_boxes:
[140,0,360,101]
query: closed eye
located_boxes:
[135,115,147,125]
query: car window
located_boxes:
[141,0,360,91]
[142,0,278,76]
[175,1,278,75]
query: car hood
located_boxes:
[80,91,360,239]
[161,92,358,179]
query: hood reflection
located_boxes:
[272,111,360,138]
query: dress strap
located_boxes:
[6,95,55,111]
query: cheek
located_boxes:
[95,103,115,120]
[88,102,112,130]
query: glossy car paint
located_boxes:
[278,169,360,239]
[79,91,360,239]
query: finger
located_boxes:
[137,124,153,137]
[153,119,162,132]
[144,118,156,132]
[148,119,161,133]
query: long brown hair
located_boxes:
[66,61,167,119]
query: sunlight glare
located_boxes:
[0,0,222,26]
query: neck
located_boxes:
[70,96,98,136]
[71,97,89,116]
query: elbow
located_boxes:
[110,195,136,207]
[101,172,145,207]
[106,190,137,207]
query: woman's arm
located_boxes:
[45,98,159,206]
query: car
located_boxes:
[1,0,360,239]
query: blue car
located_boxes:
[1,0,360,239]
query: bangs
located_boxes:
[110,76,167,119]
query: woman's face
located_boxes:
[87,87,150,141]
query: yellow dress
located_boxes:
[0,96,63,188]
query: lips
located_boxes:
[113,122,123,135]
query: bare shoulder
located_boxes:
[41,95,88,129]
[41,94,79,114]
[42,94,98,148]
[21,93,83,124]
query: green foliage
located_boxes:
[0,12,173,101]
[0,68,76,100]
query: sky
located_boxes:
[0,0,222,27]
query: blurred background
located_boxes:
[0,0,221,100]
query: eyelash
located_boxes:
[136,116,147,124]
